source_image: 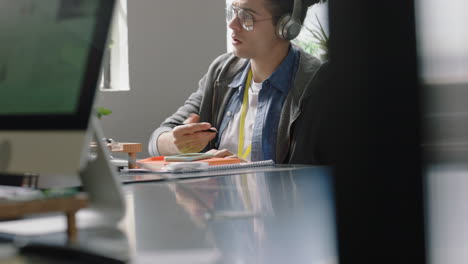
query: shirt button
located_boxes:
[227,111,232,117]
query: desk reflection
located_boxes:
[126,167,338,264]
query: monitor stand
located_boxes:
[78,116,126,225]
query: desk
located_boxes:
[124,166,338,263]
[4,164,467,263]
[119,164,313,183]
[0,166,338,263]
[3,164,467,263]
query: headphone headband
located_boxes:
[291,0,302,22]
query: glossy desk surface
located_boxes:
[2,164,468,263]
[0,165,338,263]
[123,165,338,263]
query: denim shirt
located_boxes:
[216,46,299,162]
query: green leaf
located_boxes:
[96,107,112,119]
[294,14,329,59]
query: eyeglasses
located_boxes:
[226,5,274,31]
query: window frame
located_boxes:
[99,0,130,92]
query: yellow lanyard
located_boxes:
[237,69,253,159]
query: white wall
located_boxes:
[96,0,227,158]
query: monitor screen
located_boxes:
[0,0,112,129]
[0,0,115,187]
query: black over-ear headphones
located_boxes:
[276,0,303,40]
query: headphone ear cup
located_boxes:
[276,14,291,40]
[276,14,302,40]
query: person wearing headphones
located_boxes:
[149,0,329,164]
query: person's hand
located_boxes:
[171,114,217,153]
[206,149,248,162]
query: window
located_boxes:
[293,2,329,60]
[416,0,468,84]
[100,0,130,91]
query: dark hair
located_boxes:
[265,0,326,25]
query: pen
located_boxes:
[120,168,152,173]
[201,128,218,133]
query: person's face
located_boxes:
[227,0,283,60]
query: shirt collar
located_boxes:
[228,61,250,89]
[227,45,298,93]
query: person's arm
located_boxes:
[156,131,179,156]
[148,73,218,156]
[148,69,209,156]
[156,114,217,156]
[148,52,237,157]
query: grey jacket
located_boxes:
[149,45,329,164]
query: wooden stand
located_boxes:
[109,143,142,169]
[0,194,88,243]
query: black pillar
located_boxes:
[327,0,426,263]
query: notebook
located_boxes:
[134,156,275,173]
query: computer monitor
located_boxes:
[0,0,111,185]
[0,0,124,222]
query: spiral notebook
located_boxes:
[198,159,275,172]
[129,158,275,174]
